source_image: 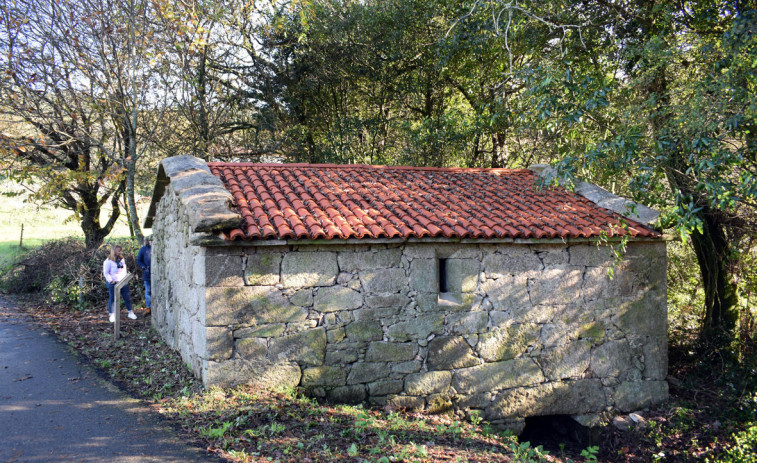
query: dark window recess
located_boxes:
[438,258,448,293]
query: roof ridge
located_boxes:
[206,162,532,174]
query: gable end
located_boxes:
[144,155,242,232]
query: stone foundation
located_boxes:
[152,186,668,429]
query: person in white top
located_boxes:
[102,245,137,323]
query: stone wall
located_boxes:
[152,183,207,377]
[198,240,668,430]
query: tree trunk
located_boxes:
[82,221,109,249]
[124,0,143,245]
[491,132,507,168]
[691,212,739,338]
[80,179,125,249]
[126,157,143,243]
[196,46,211,157]
[80,194,111,249]
[636,11,740,341]
[124,190,135,239]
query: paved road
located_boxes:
[0,296,220,463]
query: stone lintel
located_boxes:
[144,154,242,232]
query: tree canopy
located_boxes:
[0,0,754,339]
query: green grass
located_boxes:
[0,180,148,266]
[0,240,40,271]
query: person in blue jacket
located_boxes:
[137,236,152,314]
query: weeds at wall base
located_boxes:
[9,290,757,462]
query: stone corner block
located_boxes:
[613,380,669,412]
[206,286,307,326]
[202,359,301,390]
[244,252,282,286]
[206,327,233,361]
[205,254,244,287]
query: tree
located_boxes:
[0,0,172,246]
[0,0,126,248]
[473,0,756,339]
[152,0,246,160]
[203,0,487,166]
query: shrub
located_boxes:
[0,237,145,310]
[717,424,757,463]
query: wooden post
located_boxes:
[19,223,24,248]
[113,273,133,341]
[78,276,84,307]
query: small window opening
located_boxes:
[438,258,448,293]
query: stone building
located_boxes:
[144,154,668,431]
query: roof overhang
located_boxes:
[190,232,674,247]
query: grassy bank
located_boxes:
[0,180,148,270]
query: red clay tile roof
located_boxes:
[207,163,660,242]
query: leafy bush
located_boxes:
[46,274,88,310]
[667,241,705,335]
[716,424,757,463]
[0,237,145,310]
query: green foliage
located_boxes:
[709,424,757,463]
[192,0,562,169]
[668,241,706,334]
[492,1,757,338]
[46,275,87,311]
[202,421,232,439]
[580,445,599,462]
[507,439,549,462]
[725,424,757,463]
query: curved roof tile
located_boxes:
[206,163,661,241]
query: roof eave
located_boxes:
[190,233,674,247]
